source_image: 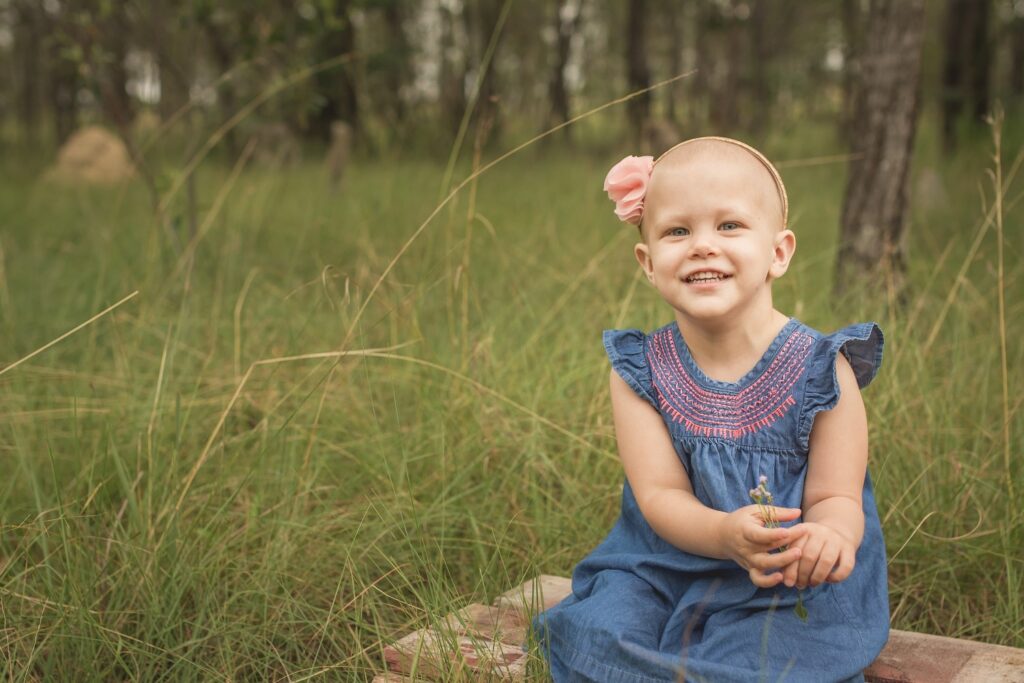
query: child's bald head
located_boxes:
[640,138,788,242]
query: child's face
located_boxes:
[634,144,796,327]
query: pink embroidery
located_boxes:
[646,327,813,439]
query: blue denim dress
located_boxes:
[530,318,889,683]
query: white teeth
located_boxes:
[687,272,728,282]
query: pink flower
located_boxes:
[603,155,654,225]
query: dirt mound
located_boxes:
[46,126,135,184]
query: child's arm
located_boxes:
[610,369,804,587]
[782,352,867,589]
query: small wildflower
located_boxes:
[748,475,808,623]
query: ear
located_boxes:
[767,229,796,282]
[634,240,654,283]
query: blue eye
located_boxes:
[720,222,741,231]
[668,227,689,236]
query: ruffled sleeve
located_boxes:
[797,322,884,451]
[603,329,659,411]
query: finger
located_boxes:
[827,549,856,583]
[782,559,798,587]
[749,567,784,589]
[796,551,817,589]
[809,546,840,587]
[750,546,802,571]
[764,506,804,523]
[752,506,802,528]
[743,523,796,548]
[796,539,824,588]
[782,536,807,587]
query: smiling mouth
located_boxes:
[685,273,732,283]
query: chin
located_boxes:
[678,306,735,322]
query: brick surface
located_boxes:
[444,603,529,646]
[493,575,573,617]
[372,674,430,683]
[864,629,1024,682]
[383,627,526,681]
[378,575,1024,682]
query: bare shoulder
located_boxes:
[810,351,865,434]
[609,367,663,418]
[609,367,646,401]
[608,367,692,508]
[833,351,864,410]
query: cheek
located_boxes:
[658,249,687,270]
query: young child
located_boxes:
[530,137,889,682]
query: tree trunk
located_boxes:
[202,14,241,160]
[706,7,741,132]
[439,2,468,138]
[103,8,133,128]
[839,0,864,146]
[13,0,44,145]
[835,0,924,303]
[690,1,709,130]
[382,2,411,127]
[49,66,79,147]
[664,0,682,125]
[1012,13,1024,96]
[967,0,991,122]
[941,0,990,154]
[941,0,964,153]
[748,0,770,137]
[467,0,506,144]
[58,1,133,129]
[310,0,359,143]
[626,0,650,144]
[47,12,80,148]
[153,0,190,123]
[547,0,579,140]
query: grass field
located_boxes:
[0,112,1021,680]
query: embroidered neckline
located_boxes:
[670,317,799,390]
[647,319,815,439]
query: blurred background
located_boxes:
[2,0,1023,294]
[0,1,1022,680]
[2,0,1021,157]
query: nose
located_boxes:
[689,229,718,257]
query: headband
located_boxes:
[602,136,789,229]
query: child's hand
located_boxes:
[779,522,857,589]
[719,505,805,588]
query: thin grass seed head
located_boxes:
[747,474,806,622]
[749,475,782,528]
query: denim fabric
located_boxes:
[529,318,889,683]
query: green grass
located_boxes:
[0,109,1022,680]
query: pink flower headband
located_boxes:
[602,136,789,229]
